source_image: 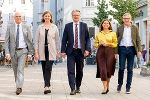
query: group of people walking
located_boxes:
[4,9,141,96]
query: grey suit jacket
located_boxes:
[5,23,34,57]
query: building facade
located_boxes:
[0,0,33,46]
[148,0,150,62]
[56,0,99,40]
[134,0,149,62]
[33,0,57,42]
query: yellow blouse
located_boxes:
[94,30,118,48]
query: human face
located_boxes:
[14,12,22,24]
[123,14,131,26]
[44,13,51,23]
[72,11,80,23]
[102,20,110,30]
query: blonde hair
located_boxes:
[99,19,113,32]
[41,11,53,23]
[71,10,80,15]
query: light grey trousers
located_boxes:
[11,48,28,88]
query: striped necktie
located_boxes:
[16,24,19,48]
[75,24,78,48]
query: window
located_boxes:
[89,27,95,38]
[86,0,94,7]
[41,0,44,12]
[22,16,25,21]
[9,13,13,21]
[0,0,4,7]
[9,0,13,4]
[91,0,94,6]
[21,0,25,4]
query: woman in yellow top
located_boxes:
[95,19,118,94]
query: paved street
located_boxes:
[0,62,150,100]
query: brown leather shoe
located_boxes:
[70,89,76,95]
[16,88,22,95]
[76,87,81,93]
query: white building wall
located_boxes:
[33,0,57,42]
[57,0,99,39]
[33,0,41,42]
[0,0,33,38]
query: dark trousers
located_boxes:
[41,46,54,87]
[67,49,84,90]
[118,46,136,89]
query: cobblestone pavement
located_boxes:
[0,62,150,100]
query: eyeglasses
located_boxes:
[123,18,130,20]
[72,15,80,17]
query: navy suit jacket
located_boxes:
[61,22,91,55]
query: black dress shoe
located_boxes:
[70,90,76,95]
[16,88,22,95]
[76,87,81,93]
[101,89,109,94]
[106,89,109,93]
[44,90,51,94]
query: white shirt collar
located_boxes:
[73,22,79,25]
[124,24,131,28]
[15,22,22,27]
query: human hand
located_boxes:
[61,53,66,58]
[6,55,11,61]
[56,54,60,60]
[26,56,31,61]
[114,54,118,59]
[103,42,111,47]
[137,52,142,58]
[84,50,89,56]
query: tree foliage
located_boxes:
[109,0,141,24]
[92,0,109,27]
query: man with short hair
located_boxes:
[5,12,34,95]
[116,13,142,94]
[61,10,91,95]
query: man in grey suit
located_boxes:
[5,12,34,95]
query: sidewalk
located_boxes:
[0,62,150,100]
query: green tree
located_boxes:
[92,0,109,27]
[0,44,2,51]
[109,0,141,24]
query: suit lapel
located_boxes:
[79,22,82,39]
[22,24,26,37]
[70,22,74,40]
[79,22,82,45]
[120,25,124,39]
[131,25,134,39]
[42,24,45,42]
[12,24,16,41]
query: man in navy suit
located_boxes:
[61,10,91,95]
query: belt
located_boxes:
[120,46,134,48]
[16,48,24,50]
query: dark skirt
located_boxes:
[96,46,116,81]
